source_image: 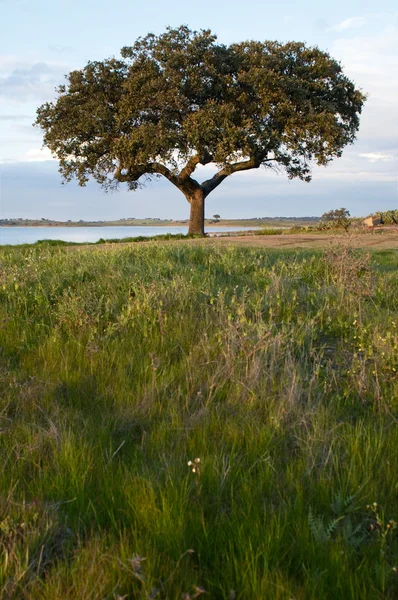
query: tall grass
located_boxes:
[0,243,397,599]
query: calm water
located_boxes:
[0,226,259,246]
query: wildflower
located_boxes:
[188,458,201,474]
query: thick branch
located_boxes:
[179,155,201,179]
[114,161,179,187]
[202,156,262,197]
[179,150,213,180]
[114,160,202,199]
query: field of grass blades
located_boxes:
[0,242,397,599]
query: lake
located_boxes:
[0,226,259,246]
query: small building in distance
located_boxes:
[363,215,381,227]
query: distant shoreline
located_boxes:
[0,217,320,228]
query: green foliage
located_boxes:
[284,225,308,234]
[35,26,366,199]
[376,210,398,225]
[35,238,80,246]
[319,208,351,231]
[308,508,344,543]
[94,233,190,244]
[254,228,284,235]
[0,243,397,598]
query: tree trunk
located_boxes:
[187,188,205,235]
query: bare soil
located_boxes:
[68,231,398,252]
[203,232,398,249]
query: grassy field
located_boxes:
[0,242,397,599]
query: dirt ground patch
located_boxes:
[66,231,398,252]
[204,232,398,249]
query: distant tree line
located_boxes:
[373,210,398,225]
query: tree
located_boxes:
[35,26,366,235]
[320,207,351,231]
[213,214,221,222]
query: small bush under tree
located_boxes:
[319,208,351,232]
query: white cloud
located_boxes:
[330,17,367,32]
[0,114,32,121]
[331,24,398,93]
[329,16,398,181]
[0,147,57,164]
[25,147,56,162]
[359,152,395,163]
[0,58,68,102]
[315,171,396,183]
[0,55,23,70]
[0,55,70,162]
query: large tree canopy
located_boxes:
[36,26,366,234]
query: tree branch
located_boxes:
[114,161,180,187]
[179,155,201,179]
[179,151,213,180]
[202,156,262,197]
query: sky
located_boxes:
[0,0,397,220]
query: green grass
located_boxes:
[254,228,284,235]
[0,243,397,599]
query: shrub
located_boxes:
[377,210,398,225]
[254,228,283,235]
[319,208,351,231]
[284,226,308,234]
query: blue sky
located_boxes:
[0,0,397,219]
